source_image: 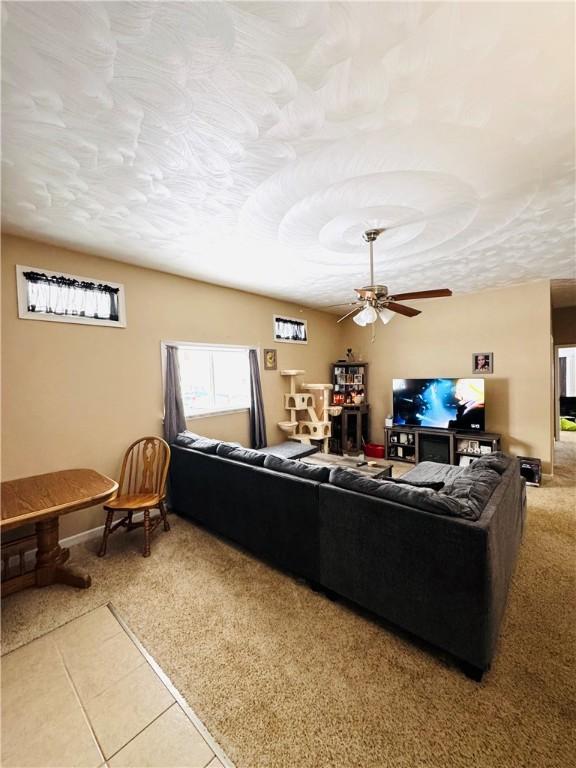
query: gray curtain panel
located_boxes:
[249,348,267,449]
[164,345,186,444]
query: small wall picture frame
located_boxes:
[472,352,493,374]
[273,314,308,344]
[263,349,277,371]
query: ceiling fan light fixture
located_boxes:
[379,307,395,325]
[353,304,378,326]
[333,227,452,328]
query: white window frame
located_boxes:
[161,341,255,419]
[16,264,127,328]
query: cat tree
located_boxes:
[278,370,342,453]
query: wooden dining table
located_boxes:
[1,469,118,597]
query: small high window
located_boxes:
[17,265,126,327]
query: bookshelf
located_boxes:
[331,362,368,406]
[329,362,369,455]
[385,426,417,464]
[453,433,501,467]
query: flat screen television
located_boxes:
[392,378,485,431]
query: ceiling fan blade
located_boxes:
[388,289,452,301]
[323,301,359,309]
[386,301,422,318]
[337,305,362,323]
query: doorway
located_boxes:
[555,346,576,442]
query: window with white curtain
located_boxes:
[16,265,126,327]
[167,343,251,417]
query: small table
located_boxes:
[1,469,118,597]
[301,454,393,479]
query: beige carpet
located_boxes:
[2,445,575,768]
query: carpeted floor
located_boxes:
[2,445,575,768]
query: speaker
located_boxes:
[518,456,542,486]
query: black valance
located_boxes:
[22,271,120,295]
[22,270,120,321]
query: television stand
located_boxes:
[384,426,501,466]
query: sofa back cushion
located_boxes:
[263,454,330,482]
[328,467,468,518]
[189,437,221,454]
[216,443,266,466]
[173,431,202,448]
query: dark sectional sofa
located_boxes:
[169,433,526,679]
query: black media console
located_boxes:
[384,425,501,466]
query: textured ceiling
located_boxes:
[2,1,575,309]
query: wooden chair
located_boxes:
[98,436,171,558]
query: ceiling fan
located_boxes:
[329,228,452,327]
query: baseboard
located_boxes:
[61,523,106,550]
[5,510,166,571]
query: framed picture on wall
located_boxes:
[263,349,277,370]
[273,314,308,344]
[472,352,493,374]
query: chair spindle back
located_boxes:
[118,437,170,498]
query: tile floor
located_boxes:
[1,604,232,768]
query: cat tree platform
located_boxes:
[277,372,335,453]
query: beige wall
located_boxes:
[343,280,553,473]
[552,306,576,346]
[1,234,555,542]
[1,234,342,537]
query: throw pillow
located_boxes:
[440,467,501,519]
[469,451,511,474]
[263,455,330,482]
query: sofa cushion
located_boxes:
[216,443,266,466]
[257,442,320,460]
[173,431,203,448]
[383,476,445,491]
[328,467,469,519]
[470,451,511,474]
[190,437,221,454]
[263,454,330,482]
[400,461,466,485]
[440,466,501,519]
